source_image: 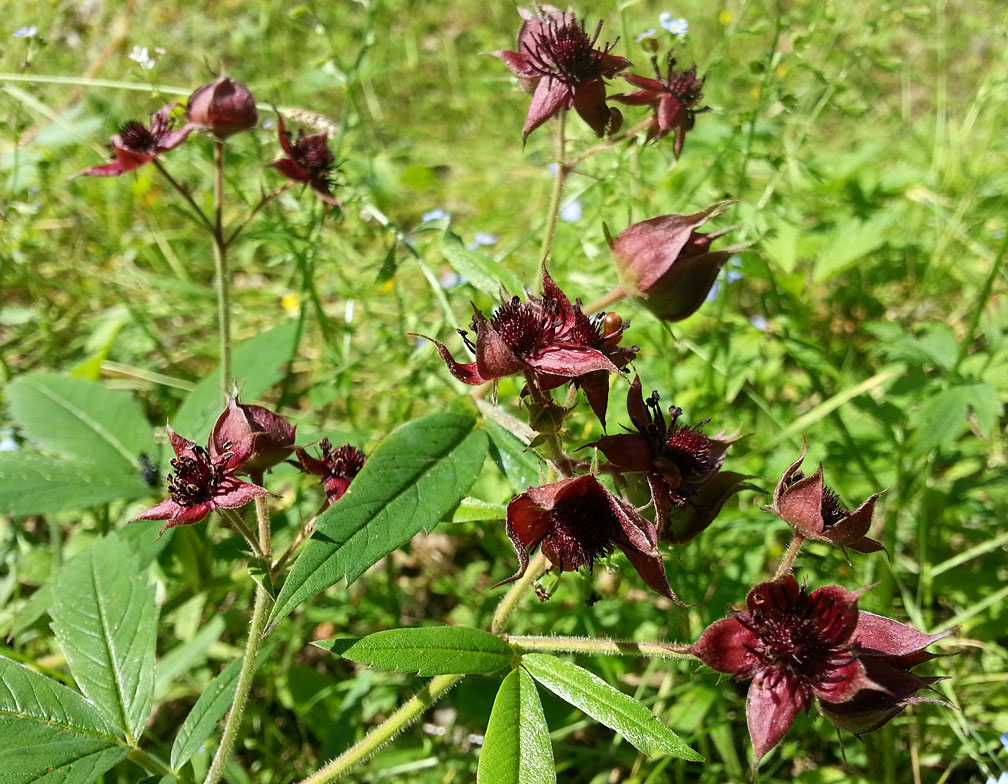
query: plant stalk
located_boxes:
[506,634,695,659]
[774,534,805,579]
[219,507,265,559]
[212,138,232,394]
[539,110,567,263]
[201,585,271,784]
[152,159,213,233]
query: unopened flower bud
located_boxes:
[210,392,295,474]
[186,77,258,138]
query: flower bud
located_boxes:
[210,392,295,474]
[610,202,742,322]
[186,77,258,138]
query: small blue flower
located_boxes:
[422,208,451,222]
[468,232,498,250]
[635,28,657,42]
[1001,731,1008,751]
[705,281,720,302]
[750,316,768,332]
[440,271,466,288]
[984,773,1008,784]
[12,25,38,38]
[560,199,582,222]
[659,13,689,34]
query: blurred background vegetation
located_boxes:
[1,0,1006,782]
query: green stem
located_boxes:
[212,138,232,394]
[538,110,567,264]
[225,182,295,247]
[506,634,695,660]
[219,507,264,559]
[296,674,461,784]
[491,550,548,635]
[201,585,271,784]
[250,471,272,562]
[774,534,805,579]
[523,371,575,479]
[583,286,627,316]
[126,747,174,778]
[950,225,1008,376]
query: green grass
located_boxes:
[2,1,1007,782]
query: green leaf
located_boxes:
[813,211,897,282]
[484,418,545,493]
[442,229,522,298]
[49,533,158,742]
[477,668,555,784]
[315,626,514,675]
[451,497,507,523]
[0,655,129,784]
[171,321,300,442]
[170,656,242,771]
[269,413,488,626]
[5,372,156,468]
[0,452,150,516]
[522,654,701,760]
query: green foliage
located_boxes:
[316,626,514,675]
[478,668,555,784]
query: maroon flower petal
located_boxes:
[571,78,611,137]
[489,50,540,79]
[523,76,572,140]
[74,147,156,178]
[213,476,271,509]
[689,617,760,676]
[775,464,827,535]
[414,333,491,385]
[269,157,312,185]
[591,432,655,473]
[167,424,196,459]
[132,498,187,522]
[473,309,527,380]
[527,345,619,378]
[621,73,664,92]
[747,673,805,764]
[851,612,952,666]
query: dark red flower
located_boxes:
[502,473,682,602]
[688,575,951,764]
[74,104,197,177]
[210,391,295,475]
[132,425,269,536]
[186,76,258,138]
[490,5,631,140]
[612,52,708,157]
[419,266,621,391]
[268,115,340,206]
[292,439,366,509]
[610,202,743,322]
[767,441,885,553]
[590,376,740,540]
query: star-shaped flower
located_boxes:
[268,114,340,206]
[74,104,197,178]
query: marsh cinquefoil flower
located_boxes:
[420,266,627,396]
[613,51,708,157]
[503,473,682,602]
[610,202,741,322]
[590,375,741,541]
[74,104,197,178]
[688,575,951,763]
[186,76,258,138]
[490,5,630,140]
[268,115,340,206]
[132,425,269,536]
[292,439,366,509]
[210,392,295,475]
[766,441,885,553]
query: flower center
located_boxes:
[293,134,336,179]
[490,296,544,357]
[167,444,223,508]
[540,495,618,571]
[319,439,366,481]
[118,121,156,152]
[527,18,610,84]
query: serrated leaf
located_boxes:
[0,655,129,784]
[315,627,513,675]
[5,372,155,469]
[442,229,522,298]
[910,387,971,453]
[170,656,242,770]
[0,452,150,516]
[522,654,701,760]
[171,321,300,443]
[269,413,488,626]
[49,533,158,742]
[964,382,1003,437]
[477,668,555,784]
[813,212,897,283]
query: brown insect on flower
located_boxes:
[490,5,631,140]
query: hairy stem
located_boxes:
[201,585,271,784]
[491,550,548,635]
[212,138,232,393]
[539,110,567,263]
[126,747,174,778]
[523,371,576,479]
[566,115,654,169]
[219,507,265,559]
[506,634,695,659]
[583,285,628,315]
[774,534,805,579]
